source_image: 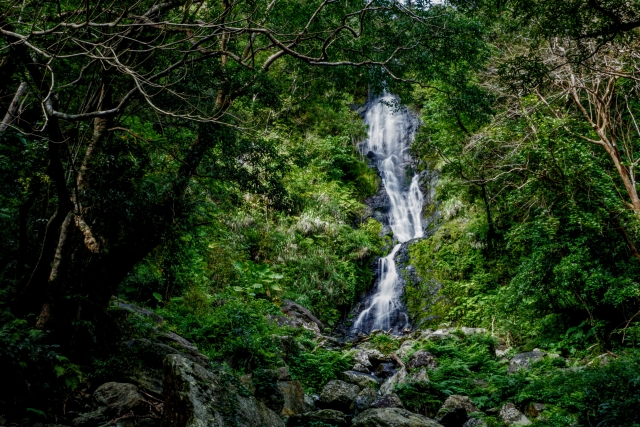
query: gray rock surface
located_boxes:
[370,394,403,409]
[278,381,306,418]
[318,380,361,412]
[380,368,407,395]
[279,299,325,335]
[163,354,283,427]
[72,382,147,427]
[286,409,349,427]
[343,370,381,389]
[507,350,546,374]
[498,403,532,426]
[352,408,444,427]
[408,367,429,385]
[407,350,438,370]
[436,395,479,427]
[352,388,379,415]
[463,418,487,427]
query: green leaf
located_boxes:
[152,292,163,302]
[232,286,244,292]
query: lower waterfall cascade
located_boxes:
[350,94,425,336]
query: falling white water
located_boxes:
[352,95,424,334]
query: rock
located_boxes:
[352,388,379,415]
[278,381,306,417]
[277,366,292,381]
[407,350,438,370]
[157,331,210,368]
[353,408,444,427]
[114,300,163,324]
[353,362,371,373]
[163,354,283,427]
[343,371,381,389]
[354,349,391,372]
[395,340,417,359]
[421,330,457,341]
[120,337,209,395]
[370,394,403,409]
[507,350,546,374]
[93,382,145,415]
[375,362,397,379]
[286,409,349,427]
[523,403,545,418]
[380,368,407,395]
[463,418,487,427]
[436,395,478,427]
[318,335,344,351]
[408,367,429,385]
[303,395,315,412]
[280,299,325,335]
[498,403,532,426]
[318,380,361,412]
[72,382,146,427]
[495,348,511,358]
[438,395,478,415]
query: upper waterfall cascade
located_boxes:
[351,95,424,335]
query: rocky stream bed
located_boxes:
[28,299,560,427]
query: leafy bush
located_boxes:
[288,348,354,393]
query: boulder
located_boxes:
[303,395,315,413]
[353,362,371,373]
[370,394,403,409]
[286,409,349,427]
[395,340,417,359]
[279,300,325,335]
[352,388,379,415]
[507,350,546,374]
[380,368,407,395]
[408,367,429,385]
[121,337,209,395]
[463,418,487,427]
[278,381,306,418]
[163,354,283,427]
[72,382,147,427]
[498,403,532,426]
[277,366,292,381]
[318,380,361,412]
[407,350,438,370]
[436,395,478,427]
[343,371,381,389]
[352,408,444,427]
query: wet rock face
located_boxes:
[318,380,361,412]
[352,408,444,427]
[273,300,326,335]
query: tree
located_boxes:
[0,0,484,339]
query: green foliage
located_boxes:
[0,318,83,418]
[369,334,400,354]
[232,261,283,299]
[288,348,354,394]
[158,294,286,371]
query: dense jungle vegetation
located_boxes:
[2,0,640,426]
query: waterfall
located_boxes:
[351,94,424,335]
